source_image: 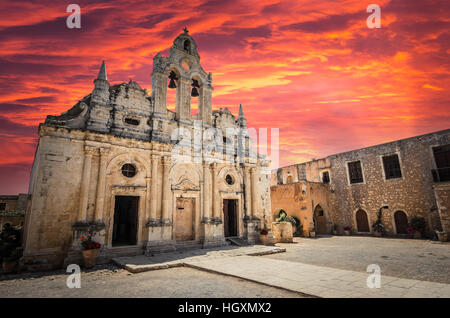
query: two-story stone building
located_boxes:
[271,129,450,239]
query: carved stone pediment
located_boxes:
[172,177,199,191]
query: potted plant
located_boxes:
[410,217,425,239]
[259,228,269,245]
[309,226,316,238]
[332,224,338,235]
[80,234,101,268]
[406,226,414,238]
[0,223,22,274]
[435,231,448,242]
[343,226,351,236]
[372,208,384,237]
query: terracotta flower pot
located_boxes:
[344,230,351,236]
[373,231,382,237]
[310,231,316,238]
[437,232,448,242]
[413,231,422,239]
[82,249,100,268]
[332,230,337,235]
[2,260,17,274]
[259,234,268,245]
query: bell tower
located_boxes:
[151,28,213,125]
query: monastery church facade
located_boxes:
[22,30,272,268]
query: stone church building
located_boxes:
[22,30,272,269]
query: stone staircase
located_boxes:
[175,240,203,251]
[226,236,251,246]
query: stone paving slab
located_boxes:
[184,256,450,298]
[112,245,286,273]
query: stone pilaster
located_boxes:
[148,154,160,226]
[202,161,211,223]
[94,147,108,223]
[161,155,172,224]
[211,162,221,223]
[175,76,191,122]
[77,146,95,223]
[250,167,260,221]
[243,166,252,219]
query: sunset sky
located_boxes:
[0,0,449,194]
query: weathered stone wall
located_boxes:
[271,129,450,237]
[270,181,331,236]
[434,183,450,237]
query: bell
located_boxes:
[191,87,199,97]
[168,71,178,89]
[191,79,199,97]
[168,78,177,89]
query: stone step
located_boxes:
[226,237,251,246]
[175,240,202,251]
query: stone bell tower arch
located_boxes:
[151,28,213,125]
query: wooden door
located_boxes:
[356,209,370,232]
[175,197,194,241]
[394,211,408,234]
[314,205,327,234]
[223,199,237,237]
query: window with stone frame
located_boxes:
[348,161,364,184]
[322,171,330,184]
[382,154,402,179]
[0,202,6,211]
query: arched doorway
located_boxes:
[314,205,327,234]
[394,211,408,234]
[355,209,370,232]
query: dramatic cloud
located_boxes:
[0,0,448,193]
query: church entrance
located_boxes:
[175,197,195,241]
[223,199,238,237]
[112,196,139,246]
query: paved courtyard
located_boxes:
[265,236,450,284]
[0,264,304,298]
[1,236,449,298]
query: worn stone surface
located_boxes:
[113,245,286,273]
[264,236,450,284]
[0,265,303,298]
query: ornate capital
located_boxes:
[84,146,97,155]
[162,155,171,166]
[99,147,109,155]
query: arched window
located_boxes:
[356,209,370,232]
[184,40,191,53]
[394,211,408,234]
[167,70,179,111]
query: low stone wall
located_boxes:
[272,222,293,243]
[0,216,24,228]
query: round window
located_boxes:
[225,174,234,185]
[122,164,137,178]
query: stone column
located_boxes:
[94,148,108,222]
[250,167,258,219]
[203,161,211,222]
[77,146,95,223]
[161,155,172,224]
[211,162,219,220]
[244,166,252,219]
[149,154,159,224]
[145,176,151,221]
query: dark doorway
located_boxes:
[223,199,238,237]
[112,196,139,246]
[356,209,370,232]
[314,205,327,234]
[394,210,408,234]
